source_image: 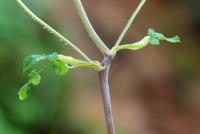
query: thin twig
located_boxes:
[16,0,92,62]
[114,0,146,47]
[73,0,111,56]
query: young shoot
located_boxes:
[16,0,180,134]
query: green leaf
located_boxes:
[23,54,46,72]
[18,71,41,101]
[165,36,180,43]
[149,36,160,45]
[18,83,30,101]
[148,28,180,45]
[47,52,58,62]
[57,54,103,71]
[111,36,150,52]
[53,61,69,75]
[28,70,41,86]
[18,71,42,101]
[23,53,58,72]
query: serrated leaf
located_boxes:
[23,54,46,72]
[18,83,30,101]
[148,28,180,45]
[28,70,41,86]
[47,52,58,62]
[53,61,69,75]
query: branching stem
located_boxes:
[16,0,92,62]
[17,0,147,134]
[73,0,111,56]
[73,1,147,134]
[114,0,146,48]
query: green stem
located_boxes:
[16,0,92,62]
[57,54,103,71]
[113,0,146,48]
[73,0,111,56]
[112,36,150,52]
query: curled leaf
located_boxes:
[148,28,180,45]
[53,61,69,75]
[18,70,42,100]
[19,53,103,101]
[57,55,103,71]
[18,83,30,101]
[19,52,59,101]
[23,54,46,72]
[28,70,41,86]
[23,53,58,72]
[111,36,150,52]
[47,52,58,62]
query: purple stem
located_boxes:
[98,57,116,134]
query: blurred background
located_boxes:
[0,0,200,134]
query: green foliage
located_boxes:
[57,55,102,71]
[0,0,86,133]
[23,53,57,72]
[53,61,69,75]
[112,36,150,52]
[20,53,59,100]
[19,52,102,100]
[19,28,181,101]
[14,0,182,134]
[28,70,41,86]
[112,28,181,52]
[23,54,46,72]
[148,28,180,45]
[47,52,58,61]
[18,70,42,100]
[18,83,30,101]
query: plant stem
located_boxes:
[16,0,92,62]
[114,0,146,48]
[73,0,111,56]
[99,57,115,134]
[57,54,103,71]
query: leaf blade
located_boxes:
[53,61,69,75]
[23,54,46,72]
[47,52,58,62]
[148,28,180,45]
[18,83,30,101]
[28,70,41,86]
[112,36,150,52]
[23,53,58,73]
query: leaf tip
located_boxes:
[18,83,30,101]
[148,28,181,45]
